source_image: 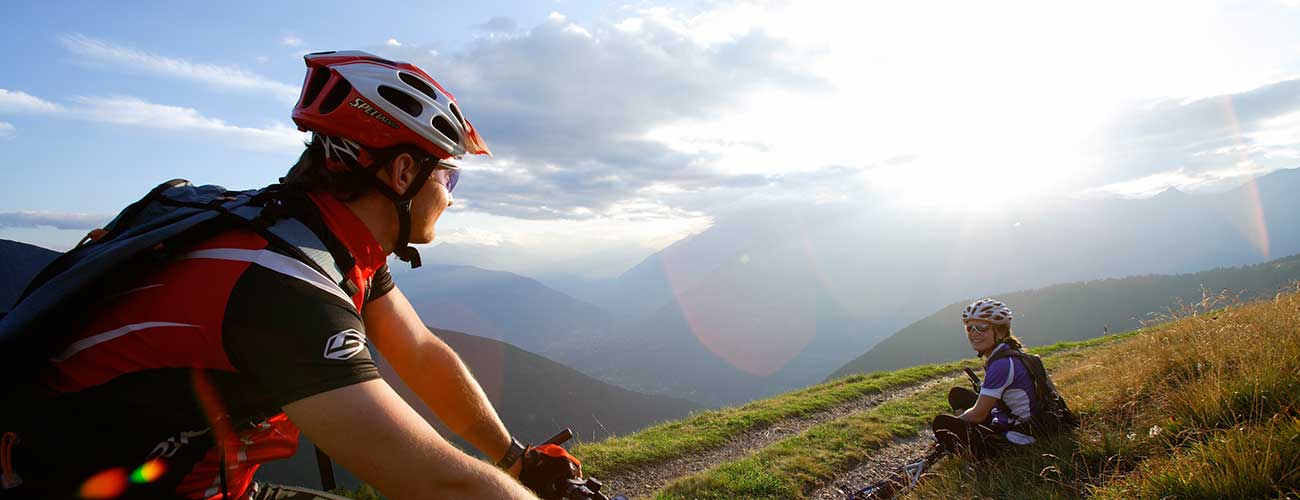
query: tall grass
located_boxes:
[909,288,1300,499]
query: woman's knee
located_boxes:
[948,386,978,412]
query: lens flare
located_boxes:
[1217,96,1271,259]
[79,468,127,499]
[130,459,167,484]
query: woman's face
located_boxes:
[965,319,997,354]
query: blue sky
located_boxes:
[3,0,1300,277]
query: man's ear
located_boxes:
[382,153,418,194]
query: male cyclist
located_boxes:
[4,52,574,500]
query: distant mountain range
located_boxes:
[524,167,1300,406]
[827,252,1300,380]
[392,264,615,365]
[9,168,1300,411]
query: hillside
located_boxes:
[827,251,1300,381]
[563,289,1299,500]
[0,239,59,312]
[392,264,615,365]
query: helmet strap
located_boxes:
[364,159,434,269]
[325,137,436,269]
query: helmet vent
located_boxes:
[378,85,423,117]
[449,102,465,127]
[300,68,331,108]
[318,79,353,114]
[398,72,438,101]
[431,115,460,145]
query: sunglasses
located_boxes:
[433,166,460,194]
[425,158,460,194]
[965,323,992,334]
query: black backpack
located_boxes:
[0,179,353,392]
[986,347,1080,436]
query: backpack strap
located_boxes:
[984,347,1038,425]
[242,188,361,299]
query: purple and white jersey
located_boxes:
[981,343,1038,430]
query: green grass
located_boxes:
[653,385,951,500]
[574,330,1135,478]
[572,362,968,476]
[643,332,1138,500]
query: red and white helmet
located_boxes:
[291,50,491,164]
[962,298,1012,325]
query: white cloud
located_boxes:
[0,89,66,114]
[281,35,304,47]
[1077,163,1286,199]
[72,96,307,152]
[0,88,306,153]
[60,34,300,102]
[255,55,270,64]
[0,122,14,138]
[386,38,403,47]
[0,210,109,230]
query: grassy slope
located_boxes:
[338,291,1298,500]
[571,362,968,477]
[643,333,1134,499]
[909,290,1300,499]
[572,331,1127,479]
[635,290,1298,500]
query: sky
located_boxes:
[2,0,1299,277]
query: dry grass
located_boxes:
[908,287,1300,499]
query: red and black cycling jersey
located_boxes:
[14,191,394,500]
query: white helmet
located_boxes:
[962,298,1012,325]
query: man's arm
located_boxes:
[284,379,537,500]
[363,286,520,475]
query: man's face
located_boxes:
[408,167,454,244]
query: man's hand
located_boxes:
[519,445,582,500]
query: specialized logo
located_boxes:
[148,429,210,459]
[321,135,363,163]
[349,98,401,129]
[323,328,368,360]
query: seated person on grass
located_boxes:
[930,299,1042,459]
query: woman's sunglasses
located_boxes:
[965,323,992,334]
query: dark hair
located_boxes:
[281,136,373,201]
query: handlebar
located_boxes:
[542,428,627,500]
[963,367,981,393]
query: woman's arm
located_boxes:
[958,395,999,423]
[362,285,522,476]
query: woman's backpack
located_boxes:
[986,348,1080,435]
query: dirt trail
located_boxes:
[806,433,935,500]
[598,375,958,499]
